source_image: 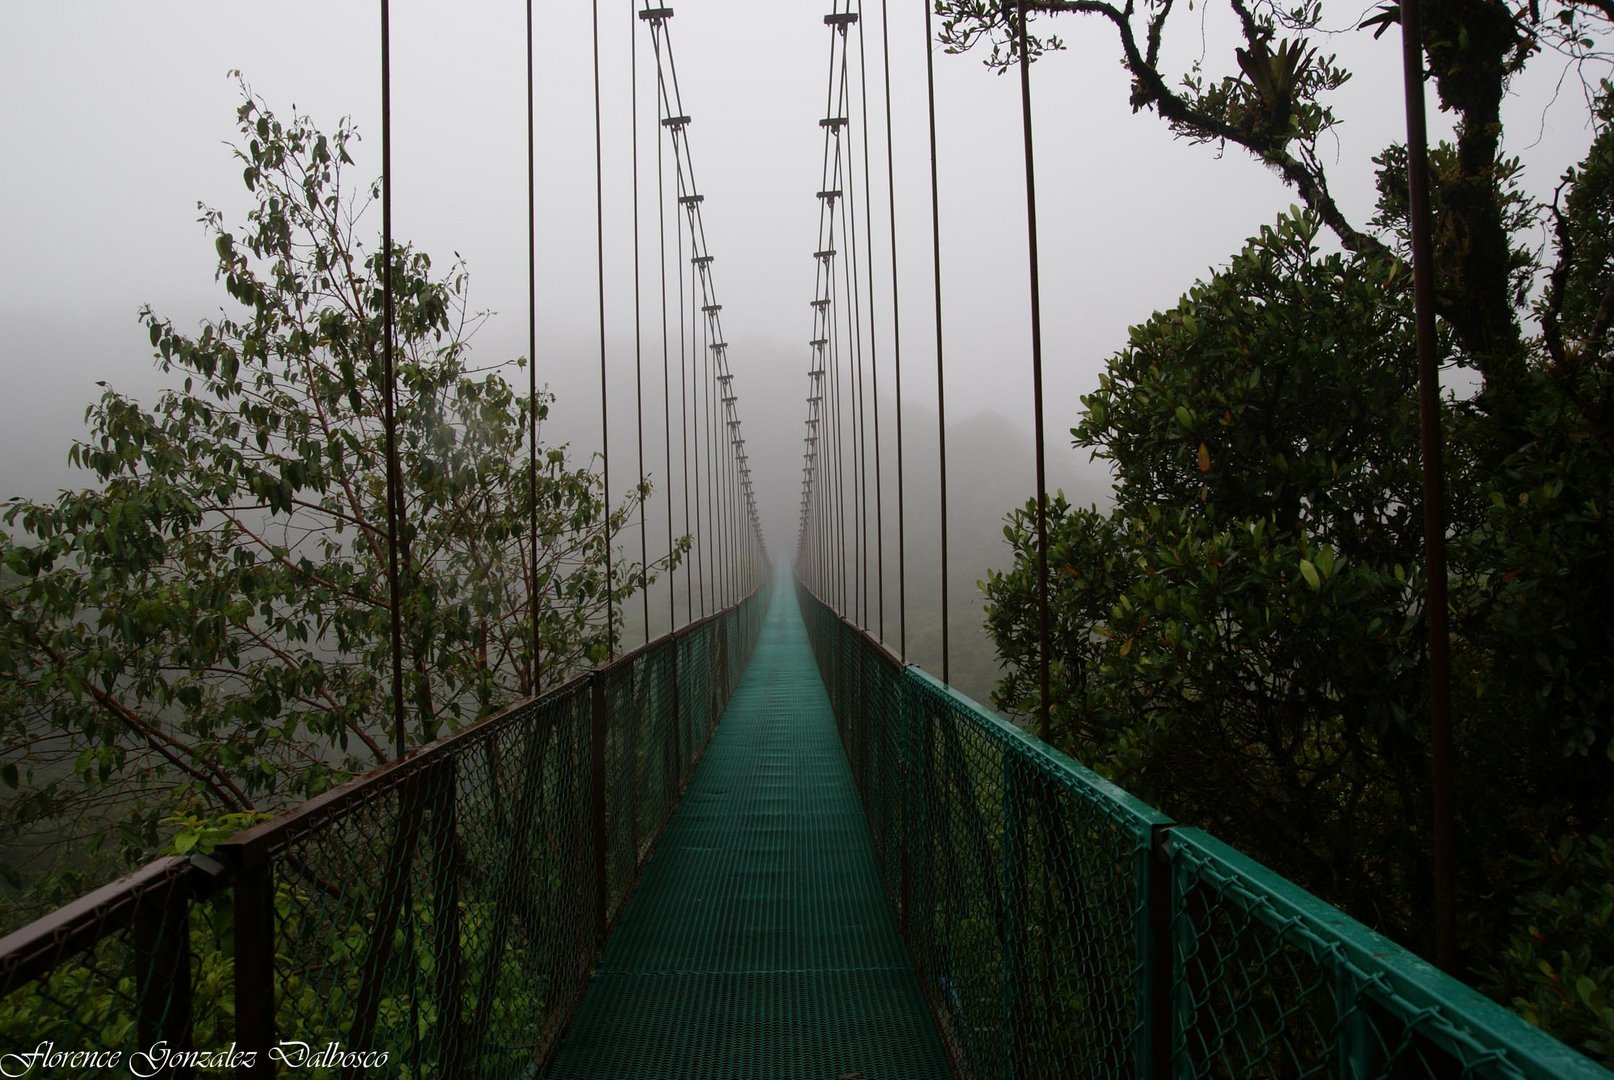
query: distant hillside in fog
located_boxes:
[728,337,1113,708]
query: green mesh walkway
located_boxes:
[547,576,952,1078]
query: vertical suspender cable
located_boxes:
[843,176,867,628]
[725,397,735,607]
[728,393,737,595]
[656,26,676,632]
[678,158,692,625]
[714,390,725,612]
[922,0,951,684]
[855,3,885,644]
[703,313,716,611]
[709,329,720,609]
[1399,0,1457,975]
[731,442,740,602]
[830,236,849,616]
[1016,0,1052,744]
[726,377,734,607]
[693,252,706,617]
[592,0,615,662]
[837,44,870,631]
[712,355,723,611]
[732,444,740,600]
[631,0,650,644]
[728,426,736,605]
[818,383,827,597]
[380,0,406,758]
[526,0,542,691]
[851,166,871,630]
[837,44,862,628]
[879,0,906,660]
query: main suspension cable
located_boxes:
[642,5,770,601]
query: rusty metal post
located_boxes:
[590,675,610,945]
[1145,823,1176,1079]
[134,887,193,1073]
[1399,0,1458,975]
[232,860,274,1079]
[427,761,464,1075]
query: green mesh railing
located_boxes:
[798,580,1612,1080]
[0,586,766,1077]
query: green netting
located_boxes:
[0,860,232,1072]
[9,574,1608,1079]
[797,580,1613,1080]
[0,586,767,1078]
[1167,828,1608,1079]
[548,575,952,1079]
[801,580,1167,1078]
[253,686,596,1078]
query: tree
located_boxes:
[992,208,1451,937]
[0,83,678,921]
[937,0,1614,429]
[983,71,1614,1054]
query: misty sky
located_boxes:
[1,2,1604,560]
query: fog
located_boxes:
[2,2,1603,694]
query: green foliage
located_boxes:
[990,208,1445,940]
[985,93,1614,1059]
[163,810,274,857]
[0,82,679,914]
[1477,832,1614,1059]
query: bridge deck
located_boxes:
[548,577,951,1078]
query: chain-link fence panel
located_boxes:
[213,681,594,1079]
[0,858,231,1076]
[795,576,1610,1080]
[603,648,671,925]
[0,585,771,1079]
[800,587,906,928]
[903,667,1166,1080]
[1167,828,1607,1080]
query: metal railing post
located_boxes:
[133,886,193,1073]
[231,859,275,1079]
[1002,757,1025,1079]
[427,759,465,1075]
[1144,822,1176,1079]
[590,674,610,945]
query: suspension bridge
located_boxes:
[0,1,1610,1078]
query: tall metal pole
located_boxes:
[380,0,405,758]
[923,0,951,684]
[1016,0,1052,744]
[1399,0,1458,974]
[592,0,616,661]
[879,0,907,660]
[526,0,542,692]
[631,0,650,644]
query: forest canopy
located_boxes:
[965,0,1614,1062]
